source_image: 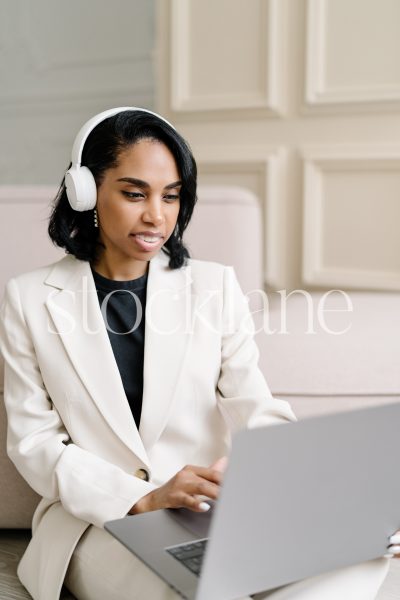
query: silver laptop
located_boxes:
[105,402,400,600]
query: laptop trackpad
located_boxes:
[166,500,215,538]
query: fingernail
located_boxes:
[387,544,400,554]
[389,534,400,545]
[383,553,394,559]
[198,502,211,512]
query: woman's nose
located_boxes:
[143,199,165,225]
[144,210,163,225]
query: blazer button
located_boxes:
[135,468,150,482]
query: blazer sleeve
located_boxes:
[216,266,297,432]
[0,278,156,529]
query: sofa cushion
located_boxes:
[185,185,264,311]
[1,185,399,531]
[254,291,400,396]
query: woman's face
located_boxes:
[95,138,181,274]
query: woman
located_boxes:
[0,107,397,600]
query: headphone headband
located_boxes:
[65,106,176,212]
[70,106,176,167]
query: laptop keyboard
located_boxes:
[166,538,208,576]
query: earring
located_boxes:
[93,208,98,228]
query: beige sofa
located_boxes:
[1,185,399,599]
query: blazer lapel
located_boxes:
[44,251,193,464]
[139,253,193,451]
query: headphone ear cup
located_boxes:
[65,165,97,212]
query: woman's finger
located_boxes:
[385,531,400,558]
[182,494,212,512]
[389,533,400,545]
[210,456,228,473]
[174,468,220,501]
[184,465,223,485]
[386,544,400,558]
[185,477,220,501]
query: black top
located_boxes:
[90,265,148,429]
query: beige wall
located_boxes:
[0,0,156,286]
[155,0,400,292]
[0,0,155,185]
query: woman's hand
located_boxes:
[130,464,221,514]
[129,456,228,515]
[385,530,400,558]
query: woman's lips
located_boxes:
[130,234,163,252]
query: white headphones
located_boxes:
[65,106,176,212]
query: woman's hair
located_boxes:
[48,110,197,269]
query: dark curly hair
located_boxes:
[48,110,198,269]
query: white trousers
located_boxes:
[64,525,390,600]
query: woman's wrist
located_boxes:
[128,491,153,515]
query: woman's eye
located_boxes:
[122,191,179,201]
[122,192,143,199]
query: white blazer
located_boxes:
[0,250,296,600]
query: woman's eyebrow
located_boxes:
[165,180,182,189]
[116,177,182,190]
[116,177,149,188]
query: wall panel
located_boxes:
[157,0,400,291]
[194,146,286,287]
[302,147,400,289]
[306,0,400,109]
[170,0,284,115]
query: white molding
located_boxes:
[305,0,400,110]
[194,145,285,288]
[302,146,400,291]
[170,0,284,116]
[0,85,154,113]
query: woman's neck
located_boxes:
[91,256,149,281]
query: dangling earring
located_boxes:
[93,208,99,228]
